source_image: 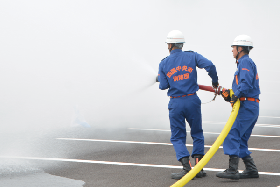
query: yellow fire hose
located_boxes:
[170,90,240,187]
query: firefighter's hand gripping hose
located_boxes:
[170,89,240,187]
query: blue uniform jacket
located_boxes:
[232,54,260,99]
[158,49,218,97]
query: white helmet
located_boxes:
[166,30,185,43]
[231,35,253,47]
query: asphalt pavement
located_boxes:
[0,117,279,187]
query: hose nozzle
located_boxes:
[198,85,227,95]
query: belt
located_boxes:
[239,97,259,103]
[170,93,195,99]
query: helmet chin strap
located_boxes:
[235,46,243,63]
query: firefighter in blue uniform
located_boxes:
[158,30,219,180]
[217,35,260,180]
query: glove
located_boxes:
[222,89,231,102]
[212,82,219,89]
[230,94,238,107]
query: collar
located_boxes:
[170,49,182,54]
[236,54,249,65]
[238,54,249,62]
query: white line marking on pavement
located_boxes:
[1,156,279,176]
[57,138,172,145]
[255,124,280,128]
[202,120,280,128]
[128,128,280,138]
[259,116,280,119]
[57,138,280,152]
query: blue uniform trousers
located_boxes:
[168,94,204,161]
[223,101,259,158]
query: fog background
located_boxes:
[1,0,280,135]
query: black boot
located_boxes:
[171,157,192,180]
[194,155,206,178]
[239,156,259,179]
[216,156,240,180]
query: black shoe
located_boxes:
[171,157,191,180]
[216,156,239,180]
[171,170,189,180]
[216,169,239,180]
[239,157,259,179]
[194,155,206,178]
